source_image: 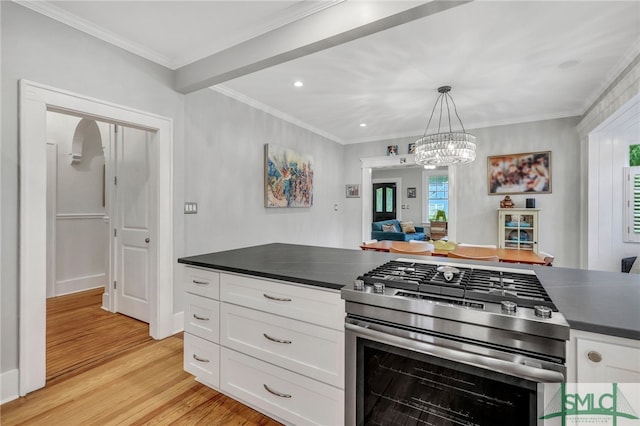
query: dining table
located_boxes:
[359,240,547,265]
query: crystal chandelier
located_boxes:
[414,86,476,166]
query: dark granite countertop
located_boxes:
[178,243,640,341]
[178,243,395,291]
[534,266,640,340]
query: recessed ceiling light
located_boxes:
[293,81,304,88]
[360,123,367,127]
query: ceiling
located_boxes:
[18,1,640,144]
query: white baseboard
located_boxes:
[101,292,109,311]
[55,273,106,296]
[173,311,184,334]
[1,369,19,404]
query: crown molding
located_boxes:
[13,0,345,70]
[211,85,345,145]
[343,111,583,145]
[14,0,174,68]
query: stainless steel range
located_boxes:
[342,258,570,426]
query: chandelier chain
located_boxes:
[422,92,443,138]
[447,92,467,134]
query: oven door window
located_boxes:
[358,339,537,426]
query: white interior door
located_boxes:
[115,125,157,323]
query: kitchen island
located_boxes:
[178,243,640,424]
[179,242,640,340]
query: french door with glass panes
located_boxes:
[373,182,396,222]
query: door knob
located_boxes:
[145,238,150,243]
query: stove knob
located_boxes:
[373,283,385,294]
[534,305,552,319]
[353,280,365,291]
[501,301,517,314]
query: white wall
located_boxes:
[183,88,344,256]
[1,2,185,379]
[342,118,582,267]
[47,111,107,296]
[577,56,640,270]
[587,95,640,272]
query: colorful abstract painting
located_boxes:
[264,144,313,208]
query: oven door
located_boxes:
[345,317,565,426]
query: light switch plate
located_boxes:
[184,202,198,214]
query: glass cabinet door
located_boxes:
[501,210,538,251]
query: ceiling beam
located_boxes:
[174,1,472,94]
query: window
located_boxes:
[625,166,640,243]
[424,174,448,222]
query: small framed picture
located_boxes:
[387,145,398,156]
[346,184,360,198]
[407,187,416,198]
[408,143,416,154]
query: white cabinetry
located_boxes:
[498,208,539,253]
[183,267,345,426]
[183,266,221,388]
[566,329,640,383]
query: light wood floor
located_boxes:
[1,288,281,425]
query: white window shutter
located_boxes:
[624,166,640,243]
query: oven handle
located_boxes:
[345,322,565,383]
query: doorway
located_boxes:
[46,111,156,323]
[19,80,174,396]
[359,155,459,244]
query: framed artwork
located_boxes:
[264,144,313,207]
[488,151,551,195]
[387,145,398,156]
[407,187,416,198]
[346,184,360,198]
[408,143,416,154]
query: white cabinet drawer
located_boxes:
[184,293,220,343]
[184,266,220,299]
[221,303,344,388]
[220,273,344,330]
[184,333,220,388]
[220,348,344,426]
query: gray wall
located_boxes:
[183,89,344,256]
[1,2,185,375]
[342,117,582,267]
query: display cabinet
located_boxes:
[498,208,539,253]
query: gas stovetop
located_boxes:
[357,258,557,310]
[342,258,570,360]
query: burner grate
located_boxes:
[358,260,557,310]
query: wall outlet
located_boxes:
[184,202,198,214]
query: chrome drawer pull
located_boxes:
[263,333,292,344]
[193,314,210,321]
[263,293,292,302]
[192,279,209,285]
[192,354,210,363]
[263,384,291,398]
